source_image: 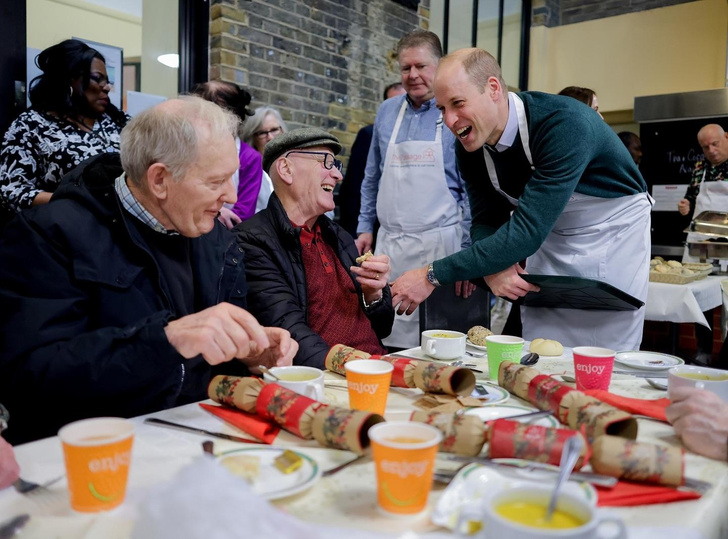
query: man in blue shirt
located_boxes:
[355,30,473,349]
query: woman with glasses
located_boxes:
[0,39,128,217]
[241,107,288,154]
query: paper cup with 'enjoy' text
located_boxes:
[572,347,616,391]
[59,417,134,512]
[345,359,393,415]
[369,421,442,516]
[486,336,524,380]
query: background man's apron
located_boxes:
[682,171,728,262]
[484,94,652,351]
[375,100,462,348]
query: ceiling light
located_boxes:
[157,54,179,68]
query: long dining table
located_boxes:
[2,345,727,538]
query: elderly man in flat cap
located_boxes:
[234,128,394,368]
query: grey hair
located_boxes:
[240,106,288,147]
[120,95,240,185]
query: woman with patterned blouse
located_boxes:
[0,39,128,213]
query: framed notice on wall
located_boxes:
[73,38,123,110]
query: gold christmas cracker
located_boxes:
[410,411,486,456]
[311,407,385,455]
[325,344,371,374]
[208,375,263,413]
[590,435,683,487]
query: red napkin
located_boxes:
[584,390,669,422]
[596,480,701,506]
[199,403,280,444]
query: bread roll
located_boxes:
[467,325,493,346]
[529,338,564,356]
[356,250,373,264]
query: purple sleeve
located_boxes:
[231,142,264,221]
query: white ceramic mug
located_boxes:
[262,366,325,402]
[421,329,466,360]
[456,485,626,539]
[668,364,728,402]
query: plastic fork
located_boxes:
[13,475,63,494]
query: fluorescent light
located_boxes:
[157,54,179,68]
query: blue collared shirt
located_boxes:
[114,173,179,235]
[357,94,471,248]
[494,93,518,152]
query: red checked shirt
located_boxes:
[298,223,386,355]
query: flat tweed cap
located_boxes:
[263,127,342,173]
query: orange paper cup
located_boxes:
[345,359,393,415]
[59,417,134,512]
[369,421,442,516]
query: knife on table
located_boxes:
[612,370,668,378]
[144,418,267,444]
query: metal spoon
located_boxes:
[520,352,539,366]
[257,365,280,381]
[546,435,583,521]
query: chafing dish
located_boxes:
[687,211,728,236]
[685,211,728,262]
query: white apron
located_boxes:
[483,93,653,350]
[376,100,462,348]
[682,170,728,262]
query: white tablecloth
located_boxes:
[645,276,725,328]
[2,348,728,538]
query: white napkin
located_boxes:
[131,456,417,539]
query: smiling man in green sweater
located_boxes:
[391,48,652,351]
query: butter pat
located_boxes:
[274,449,303,474]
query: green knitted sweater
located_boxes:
[434,91,647,284]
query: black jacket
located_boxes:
[234,194,394,368]
[0,153,249,444]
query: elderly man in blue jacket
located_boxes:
[0,97,297,444]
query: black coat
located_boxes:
[0,153,250,444]
[234,194,394,368]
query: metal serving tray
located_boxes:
[687,240,728,260]
[690,211,728,236]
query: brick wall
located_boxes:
[209,0,429,159]
[532,0,697,27]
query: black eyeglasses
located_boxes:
[253,126,283,139]
[284,151,343,172]
[89,73,110,87]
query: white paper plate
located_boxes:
[464,404,559,428]
[469,384,509,404]
[432,462,597,531]
[218,447,320,500]
[466,339,487,352]
[614,351,685,371]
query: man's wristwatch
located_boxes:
[426,263,441,287]
[362,293,383,309]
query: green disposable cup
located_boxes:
[485,335,525,380]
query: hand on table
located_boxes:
[355,233,373,256]
[0,436,20,490]
[677,198,691,217]
[484,264,540,301]
[217,207,242,230]
[350,254,391,305]
[164,303,296,367]
[665,387,728,461]
[391,266,435,316]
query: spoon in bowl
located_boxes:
[546,435,583,522]
[257,365,280,381]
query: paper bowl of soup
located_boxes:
[668,365,728,402]
[458,485,626,538]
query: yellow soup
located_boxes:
[430,333,458,338]
[496,501,584,530]
[277,372,319,382]
[677,372,728,381]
